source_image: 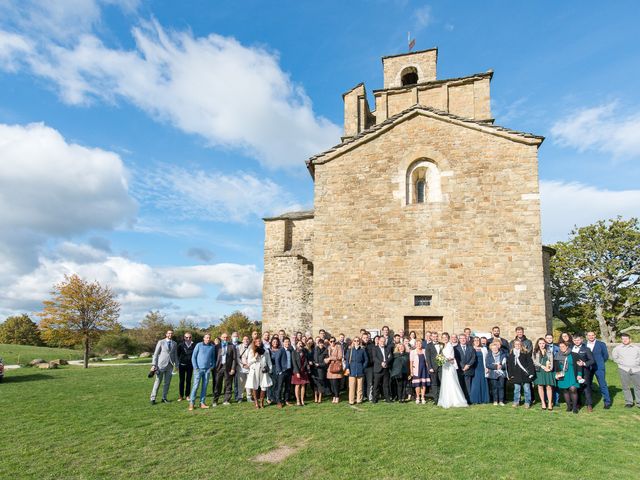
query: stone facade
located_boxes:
[263,49,553,340]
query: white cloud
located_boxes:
[0,16,340,169]
[551,101,640,159]
[0,251,263,324]
[0,0,139,42]
[0,30,33,70]
[135,166,304,223]
[540,180,640,243]
[0,122,136,275]
[414,6,433,31]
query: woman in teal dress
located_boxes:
[554,341,582,414]
[532,338,556,411]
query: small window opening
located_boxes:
[414,295,432,306]
[401,67,419,86]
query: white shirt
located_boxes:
[379,346,386,362]
[586,341,595,352]
[572,345,580,353]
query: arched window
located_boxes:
[406,159,442,205]
[401,66,419,86]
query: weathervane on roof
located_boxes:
[408,31,415,51]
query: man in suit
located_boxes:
[150,330,178,405]
[372,335,392,403]
[274,337,294,407]
[572,334,596,411]
[586,331,612,409]
[213,332,237,406]
[235,335,251,402]
[426,332,443,403]
[455,334,476,402]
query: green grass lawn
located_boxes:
[0,343,84,364]
[0,362,638,480]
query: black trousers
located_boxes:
[329,378,341,397]
[373,369,391,402]
[428,368,441,401]
[213,368,234,403]
[178,364,193,398]
[364,366,374,400]
[579,375,593,407]
[458,372,472,402]
[393,376,407,401]
[276,369,292,403]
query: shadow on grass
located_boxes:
[2,373,56,383]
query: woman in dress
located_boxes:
[469,336,490,404]
[410,340,430,404]
[532,337,556,411]
[555,341,582,414]
[390,343,410,402]
[245,337,273,409]
[312,336,329,403]
[437,332,468,408]
[485,340,508,405]
[292,340,310,406]
[507,339,535,408]
[325,337,344,403]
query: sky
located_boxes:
[0,0,639,327]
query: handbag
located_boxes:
[329,360,342,374]
[343,348,353,376]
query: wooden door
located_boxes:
[404,316,443,340]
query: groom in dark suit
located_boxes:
[426,332,443,403]
[454,334,476,402]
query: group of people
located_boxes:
[148,325,640,413]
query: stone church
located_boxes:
[262,48,554,340]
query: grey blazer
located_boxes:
[152,339,178,370]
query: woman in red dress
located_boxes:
[292,340,310,406]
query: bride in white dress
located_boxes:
[437,333,468,409]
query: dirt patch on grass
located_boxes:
[252,443,304,464]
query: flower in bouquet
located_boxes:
[435,353,446,367]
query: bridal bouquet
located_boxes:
[435,353,446,367]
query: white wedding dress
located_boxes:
[437,342,468,409]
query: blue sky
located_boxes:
[1,0,639,326]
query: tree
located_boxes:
[95,333,141,355]
[174,318,204,344]
[132,310,174,352]
[550,217,640,343]
[39,274,121,368]
[0,314,43,345]
[208,311,260,339]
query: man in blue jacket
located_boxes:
[188,333,216,411]
[586,331,612,409]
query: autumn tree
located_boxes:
[39,274,120,368]
[550,217,640,343]
[132,310,175,351]
[209,311,260,338]
[0,314,43,346]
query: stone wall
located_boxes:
[382,49,437,88]
[374,75,492,122]
[312,113,547,339]
[263,215,314,334]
